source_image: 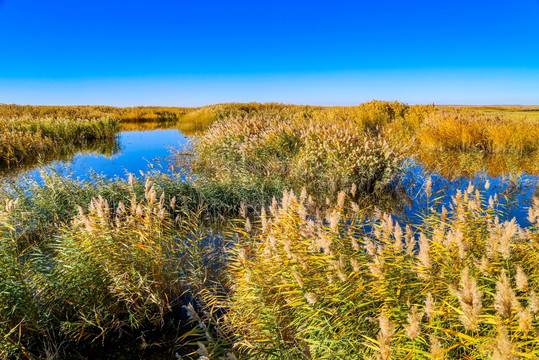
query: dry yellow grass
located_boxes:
[418,109,539,153]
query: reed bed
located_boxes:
[185,101,539,207]
[0,175,228,358]
[225,186,539,359]
[0,104,192,123]
[0,171,206,248]
[2,101,539,358]
[5,101,539,158]
[0,116,119,168]
[2,172,539,358]
[191,113,406,203]
[0,102,314,124]
[418,110,539,153]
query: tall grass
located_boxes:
[0,116,119,168]
[0,176,226,358]
[225,187,539,359]
[0,104,193,123]
[5,101,539,159]
[191,113,406,203]
[184,102,539,188]
[2,101,539,358]
[2,172,538,358]
[418,110,539,153]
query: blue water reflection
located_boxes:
[400,160,539,228]
[25,129,190,181]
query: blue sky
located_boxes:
[1,0,538,106]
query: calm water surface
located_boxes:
[21,128,191,181]
[401,160,538,227]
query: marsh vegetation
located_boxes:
[0,102,538,359]
[0,116,119,171]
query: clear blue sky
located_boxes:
[1,0,538,106]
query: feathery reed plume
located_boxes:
[491,326,516,360]
[329,209,341,232]
[418,232,431,270]
[239,202,246,218]
[405,225,415,256]
[478,257,491,275]
[425,293,436,322]
[304,292,319,305]
[351,183,357,197]
[393,222,403,251]
[350,256,360,272]
[499,219,518,259]
[429,335,445,359]
[518,307,532,336]
[494,271,520,318]
[197,342,210,358]
[337,191,346,208]
[425,176,433,199]
[376,312,394,360]
[245,217,252,232]
[293,272,304,289]
[453,267,483,331]
[515,266,529,292]
[404,306,423,340]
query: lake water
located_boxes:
[1,124,538,227]
[400,160,538,228]
[13,128,191,181]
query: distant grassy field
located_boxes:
[0,104,194,122]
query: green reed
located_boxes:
[0,173,229,358]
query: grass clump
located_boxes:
[0,116,119,168]
[225,187,539,359]
[191,114,406,203]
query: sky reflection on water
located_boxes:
[400,160,538,228]
[22,129,190,181]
